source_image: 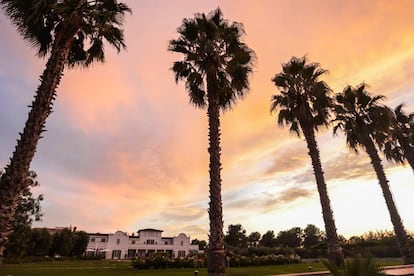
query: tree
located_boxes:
[3,171,43,258]
[29,228,52,257]
[383,104,414,170]
[303,224,325,249]
[224,224,248,249]
[270,56,344,266]
[0,0,131,258]
[51,228,74,257]
[168,8,255,275]
[248,232,261,247]
[259,230,276,248]
[192,239,207,250]
[276,227,303,248]
[333,84,414,264]
[71,231,89,257]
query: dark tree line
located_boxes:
[224,224,325,251]
[223,224,414,260]
[5,227,89,261]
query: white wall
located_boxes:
[86,229,201,260]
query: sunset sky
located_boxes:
[1,0,414,241]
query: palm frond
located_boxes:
[1,0,130,65]
[270,55,332,136]
[168,7,255,111]
[333,84,393,152]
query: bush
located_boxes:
[229,254,300,267]
[132,254,206,270]
[132,251,299,270]
[323,257,384,276]
[2,256,53,264]
[239,246,295,257]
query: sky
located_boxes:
[1,0,414,241]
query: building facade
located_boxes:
[86,228,201,259]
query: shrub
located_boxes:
[228,254,299,267]
[323,257,384,276]
[132,254,206,270]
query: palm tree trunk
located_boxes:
[363,136,414,264]
[302,125,345,267]
[206,73,227,276]
[0,35,73,261]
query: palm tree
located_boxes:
[270,56,345,266]
[0,0,130,259]
[333,84,414,264]
[383,104,414,171]
[168,8,254,275]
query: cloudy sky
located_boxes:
[1,0,414,241]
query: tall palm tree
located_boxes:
[0,0,130,259]
[333,84,414,264]
[383,104,414,171]
[168,8,254,275]
[270,56,344,266]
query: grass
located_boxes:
[0,259,402,276]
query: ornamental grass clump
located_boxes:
[323,257,384,276]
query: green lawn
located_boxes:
[0,259,402,276]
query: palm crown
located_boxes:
[333,84,393,152]
[168,8,254,110]
[392,104,414,150]
[394,104,414,132]
[1,0,131,66]
[384,104,414,166]
[271,56,333,136]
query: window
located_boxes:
[127,249,136,259]
[101,238,106,242]
[90,238,95,242]
[116,238,120,245]
[112,250,121,259]
[132,240,136,244]
[146,239,155,245]
[178,250,186,258]
[180,240,184,246]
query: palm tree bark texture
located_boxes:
[207,73,227,275]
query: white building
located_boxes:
[86,228,201,259]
